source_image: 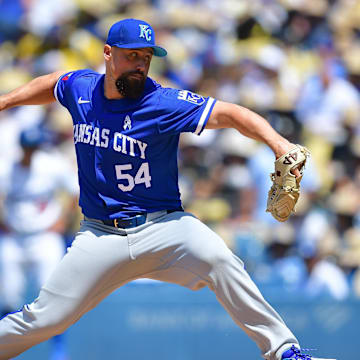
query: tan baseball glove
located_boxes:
[266,144,310,222]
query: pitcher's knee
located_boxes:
[22,303,73,336]
[202,246,236,272]
[205,248,245,281]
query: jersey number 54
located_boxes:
[115,163,152,192]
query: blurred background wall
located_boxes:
[0,0,360,358]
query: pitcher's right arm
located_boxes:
[0,71,67,111]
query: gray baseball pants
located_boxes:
[0,211,298,360]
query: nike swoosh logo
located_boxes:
[78,97,91,104]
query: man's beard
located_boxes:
[115,71,146,99]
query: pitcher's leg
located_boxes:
[206,251,297,360]
[142,213,298,360]
[0,223,134,360]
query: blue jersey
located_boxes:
[54,70,216,219]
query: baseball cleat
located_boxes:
[281,345,336,360]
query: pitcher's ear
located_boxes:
[104,44,112,60]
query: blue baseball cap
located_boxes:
[106,18,167,57]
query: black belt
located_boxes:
[100,209,180,229]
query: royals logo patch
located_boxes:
[177,90,205,105]
[139,24,152,42]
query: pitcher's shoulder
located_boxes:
[58,69,101,87]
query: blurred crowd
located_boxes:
[1,0,360,302]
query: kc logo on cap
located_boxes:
[106,18,167,57]
[139,24,152,42]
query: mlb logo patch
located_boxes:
[62,72,73,81]
[177,90,205,105]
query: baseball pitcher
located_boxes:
[0,18,334,360]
